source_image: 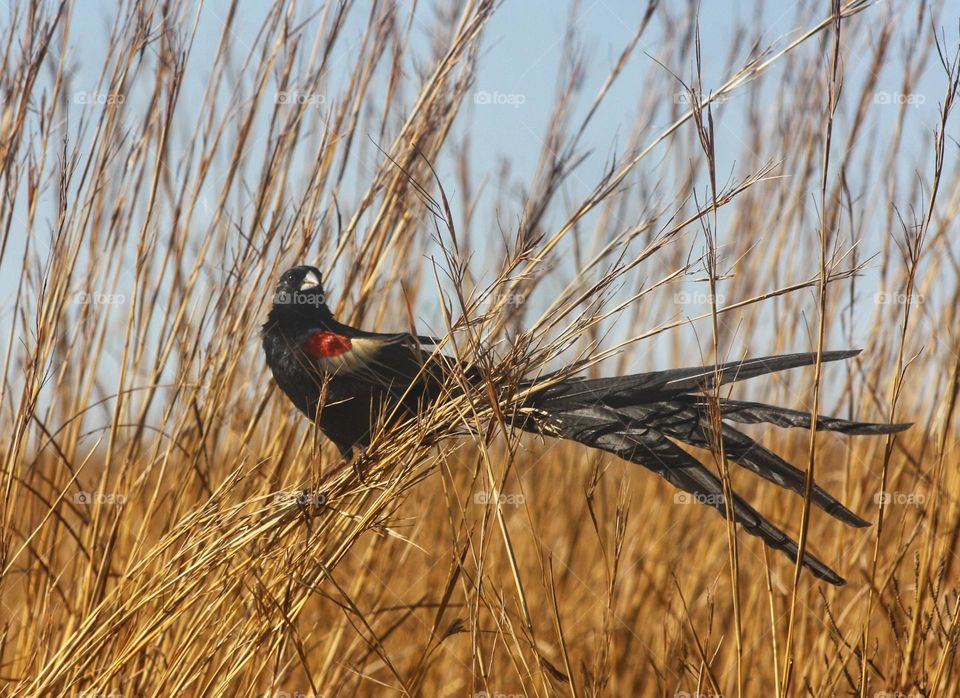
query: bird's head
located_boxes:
[269,265,334,322]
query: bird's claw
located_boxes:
[351,449,370,484]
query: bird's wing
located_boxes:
[300,327,448,395]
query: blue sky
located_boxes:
[4,0,954,392]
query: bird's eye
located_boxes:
[300,271,321,290]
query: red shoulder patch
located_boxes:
[305,331,353,358]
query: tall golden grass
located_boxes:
[2,0,959,695]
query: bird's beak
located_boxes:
[300,270,322,290]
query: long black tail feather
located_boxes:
[539,350,862,405]
[526,349,908,584]
[707,398,911,434]
[619,400,871,528]
[575,410,847,584]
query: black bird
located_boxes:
[262,264,910,585]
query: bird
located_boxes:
[261,264,910,585]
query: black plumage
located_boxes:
[262,265,910,585]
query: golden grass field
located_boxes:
[2,0,959,695]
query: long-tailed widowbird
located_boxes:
[262,265,911,585]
